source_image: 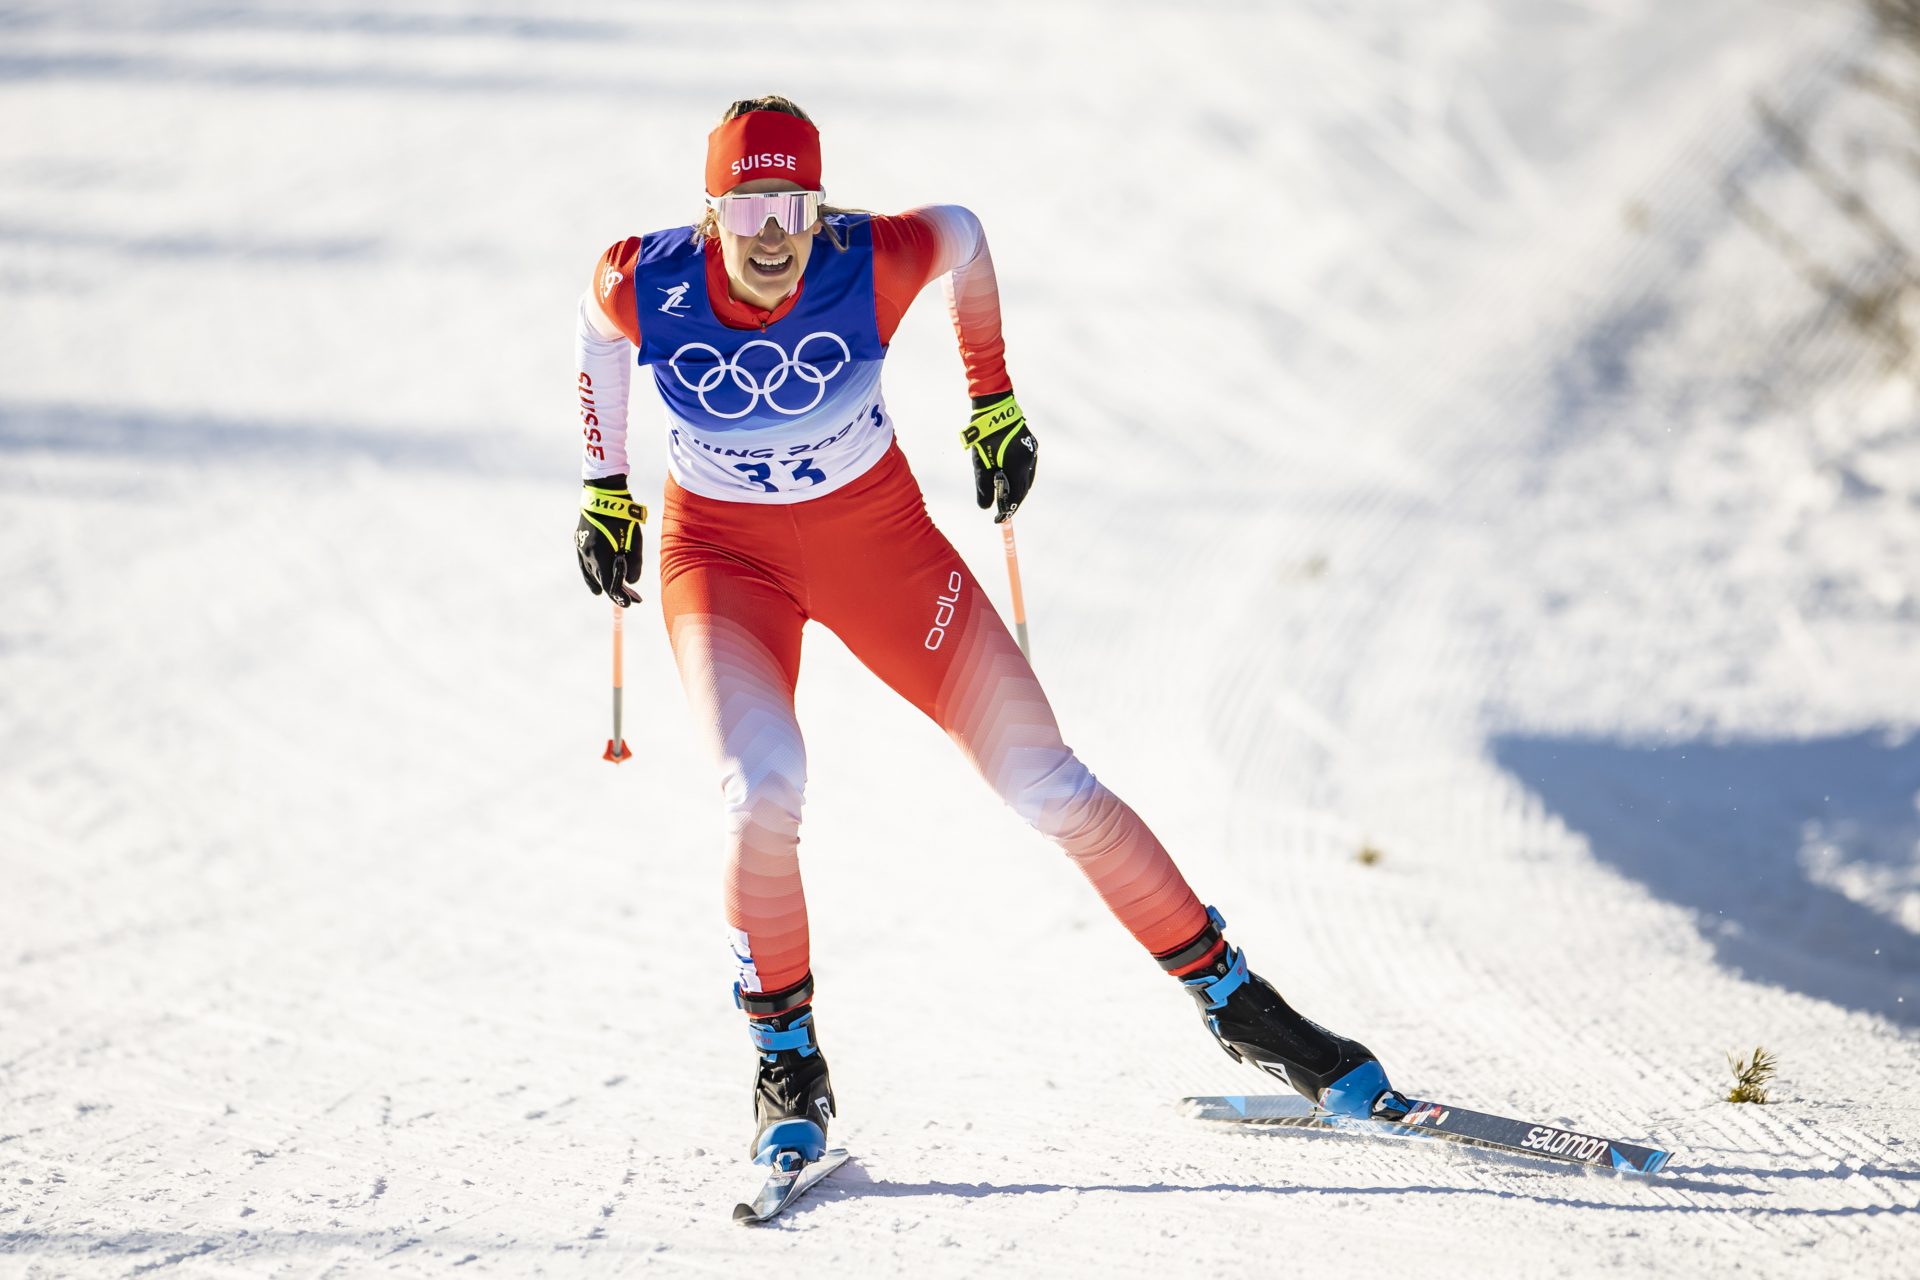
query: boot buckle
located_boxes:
[1182,945,1250,1010]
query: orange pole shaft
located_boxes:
[604,599,631,762]
[1000,519,1031,661]
[611,597,625,690]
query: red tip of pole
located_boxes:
[603,739,632,763]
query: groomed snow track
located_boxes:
[3,2,1918,1276]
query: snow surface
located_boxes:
[4,0,1920,1275]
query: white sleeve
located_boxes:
[575,290,632,481]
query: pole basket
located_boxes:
[603,738,632,764]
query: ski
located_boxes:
[731,1147,851,1224]
[1182,1094,1672,1175]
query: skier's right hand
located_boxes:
[576,477,647,607]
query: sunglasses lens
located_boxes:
[723,198,776,235]
[712,192,819,236]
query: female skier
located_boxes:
[572,96,1398,1166]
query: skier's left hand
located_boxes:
[961,392,1037,523]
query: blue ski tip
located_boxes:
[1613,1146,1672,1175]
[753,1119,826,1165]
[1320,1060,1395,1119]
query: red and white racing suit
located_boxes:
[577,207,1209,1000]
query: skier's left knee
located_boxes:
[1003,750,1103,839]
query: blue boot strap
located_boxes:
[754,1118,826,1165]
[1182,945,1249,1011]
[1320,1059,1394,1119]
[748,1013,817,1056]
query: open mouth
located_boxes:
[749,253,793,278]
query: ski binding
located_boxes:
[732,1146,851,1224]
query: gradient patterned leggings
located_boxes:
[659,442,1208,999]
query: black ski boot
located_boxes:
[738,974,835,1165]
[1158,907,1406,1120]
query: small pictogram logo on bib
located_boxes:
[657,282,692,315]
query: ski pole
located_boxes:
[994,476,1031,662]
[603,598,633,763]
[1001,520,1031,661]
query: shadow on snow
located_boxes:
[1491,730,1920,1027]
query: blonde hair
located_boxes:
[693,95,864,251]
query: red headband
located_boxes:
[705,110,822,196]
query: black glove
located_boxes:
[961,392,1038,523]
[576,476,647,607]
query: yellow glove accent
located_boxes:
[581,486,647,553]
[960,394,1026,468]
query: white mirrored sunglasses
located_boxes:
[706,190,823,236]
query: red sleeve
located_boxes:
[869,207,1012,401]
[590,237,643,346]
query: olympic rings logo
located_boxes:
[668,331,851,419]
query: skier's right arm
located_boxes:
[575,238,648,606]
[577,237,642,481]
